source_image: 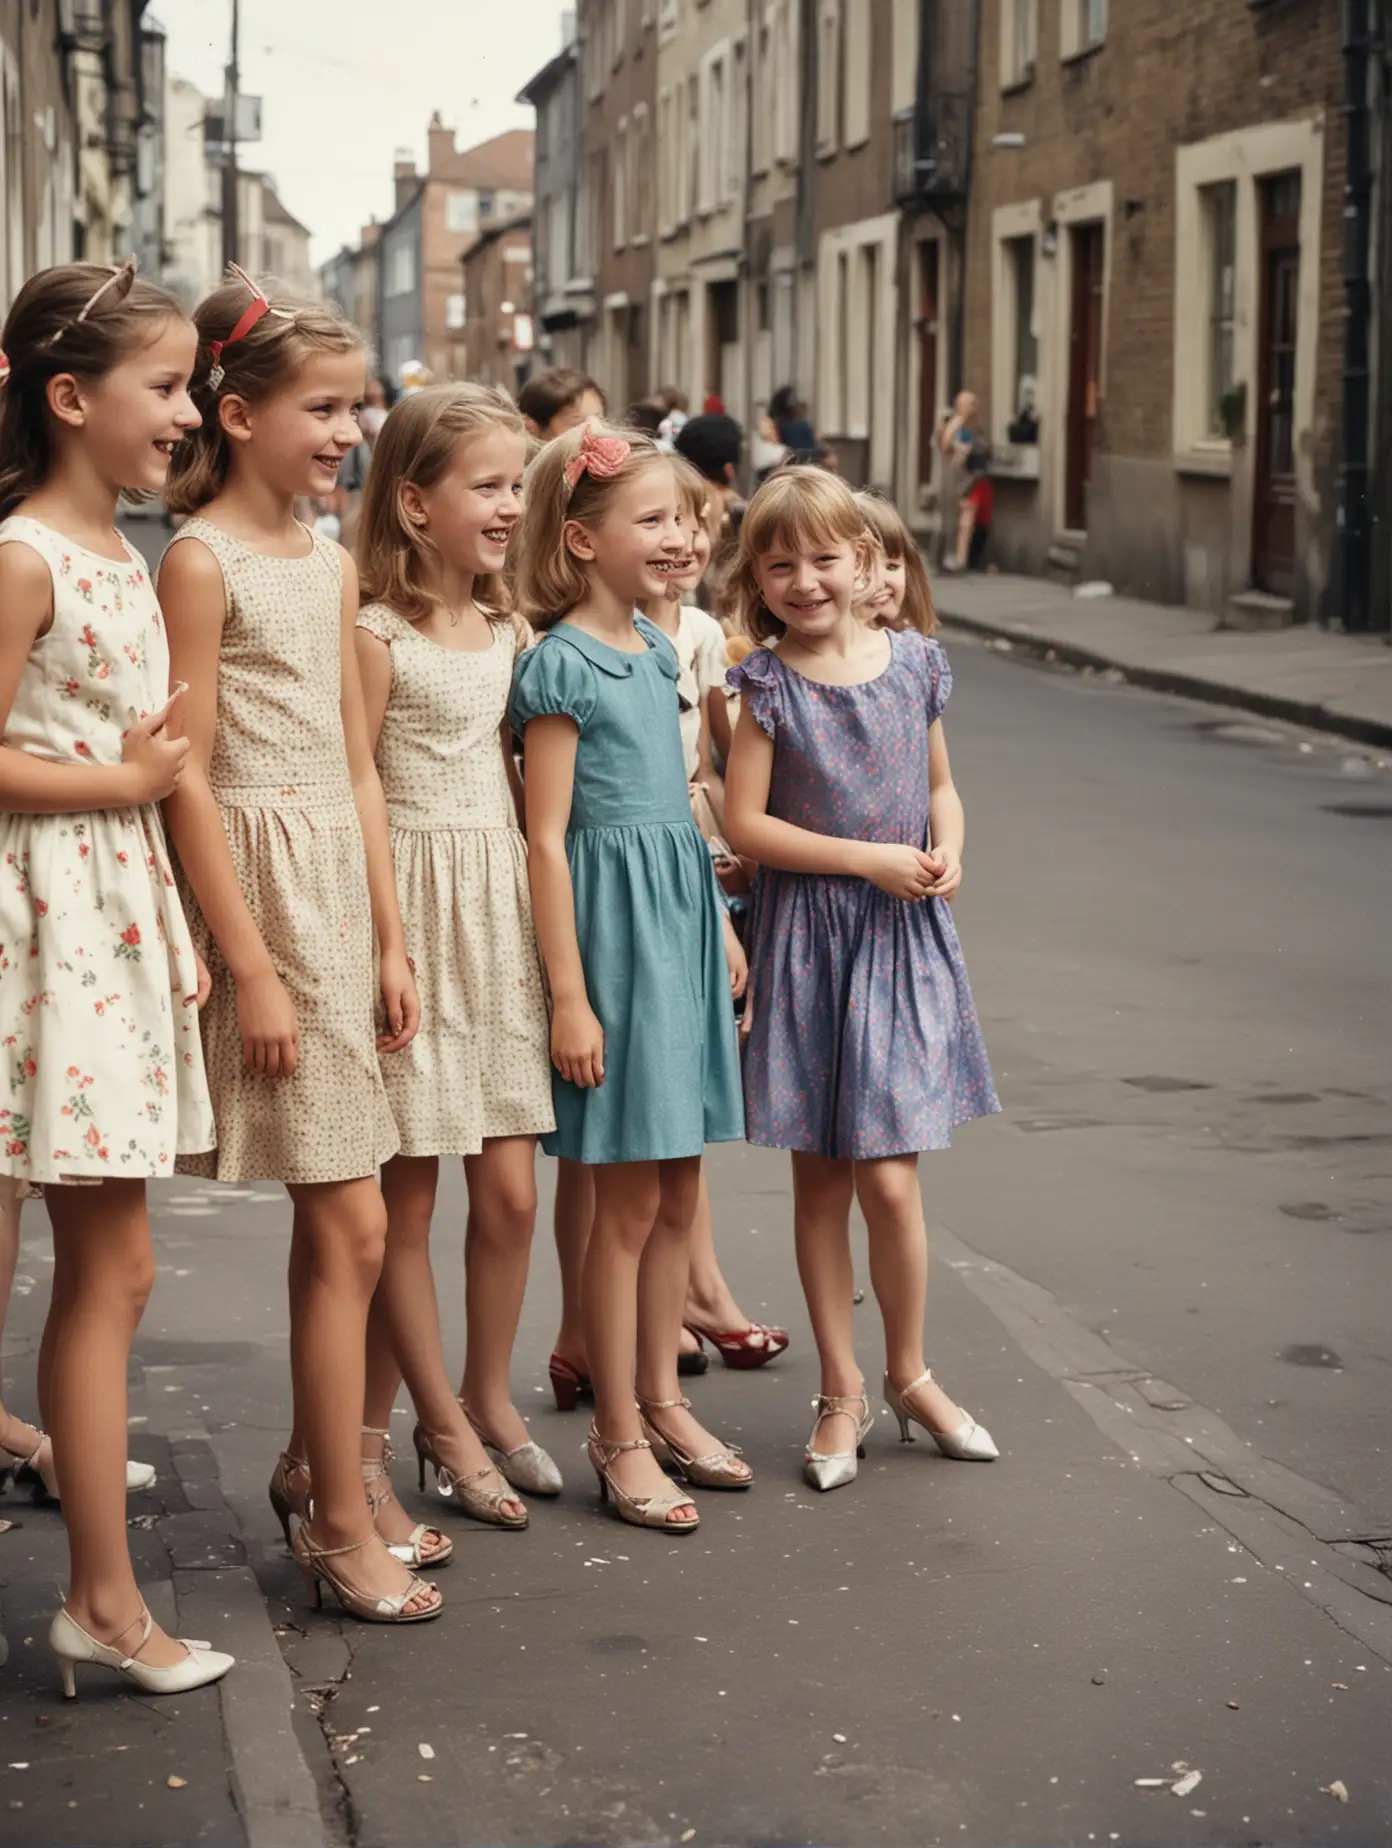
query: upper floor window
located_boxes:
[446,189,478,235]
[446,291,465,330]
[1062,0,1107,59]
[1204,181,1237,439]
[1001,0,1037,89]
[387,240,416,297]
[815,0,840,159]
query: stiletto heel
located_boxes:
[59,1660,76,1700]
[269,1480,295,1547]
[883,1370,998,1461]
[636,1395,753,1490]
[360,1428,453,1567]
[267,1450,310,1547]
[548,1352,590,1412]
[412,1425,529,1529]
[417,1451,427,1492]
[291,1523,441,1624]
[804,1388,873,1493]
[586,1426,700,1531]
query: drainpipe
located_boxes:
[1339,0,1373,630]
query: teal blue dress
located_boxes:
[508,616,744,1164]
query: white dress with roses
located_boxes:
[0,516,214,1185]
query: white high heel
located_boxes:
[2,1428,155,1501]
[50,1606,234,1699]
[803,1389,873,1492]
[883,1370,999,1460]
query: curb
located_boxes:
[937,606,1392,753]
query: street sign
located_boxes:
[203,95,263,149]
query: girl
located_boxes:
[855,491,938,635]
[510,421,748,1531]
[723,468,1001,1494]
[354,384,553,1529]
[159,268,439,1624]
[0,259,232,1693]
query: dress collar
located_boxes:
[549,614,677,680]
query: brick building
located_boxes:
[461,213,534,392]
[320,223,381,353]
[964,0,1345,624]
[520,30,593,374]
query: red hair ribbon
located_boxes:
[205,262,292,391]
[563,421,631,493]
[0,350,10,389]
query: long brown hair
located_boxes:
[0,261,188,522]
[724,467,870,644]
[855,491,938,635]
[357,383,525,625]
[165,271,362,516]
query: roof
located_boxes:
[434,128,533,191]
[261,185,311,237]
[462,213,533,269]
[516,41,578,108]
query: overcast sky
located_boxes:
[150,0,569,267]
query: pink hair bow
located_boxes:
[563,422,631,493]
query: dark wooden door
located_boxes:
[1065,221,1105,531]
[1253,172,1301,595]
[916,241,940,491]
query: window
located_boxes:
[631,102,652,242]
[1204,182,1237,438]
[387,238,416,297]
[815,0,840,158]
[613,117,627,249]
[685,72,699,222]
[699,49,727,215]
[891,0,918,114]
[774,0,799,166]
[751,9,771,175]
[1007,237,1038,437]
[1062,0,1107,58]
[446,291,465,330]
[843,0,870,148]
[989,203,1043,463]
[729,39,748,202]
[1001,0,1036,88]
[446,190,478,235]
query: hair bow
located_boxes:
[206,261,295,391]
[0,350,9,390]
[563,422,631,493]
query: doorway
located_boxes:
[916,240,940,493]
[1065,221,1105,531]
[707,279,741,409]
[1253,171,1301,596]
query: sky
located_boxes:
[150,0,571,267]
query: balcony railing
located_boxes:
[893,0,977,207]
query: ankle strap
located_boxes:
[300,1527,373,1563]
[109,1605,154,1668]
[636,1395,691,1413]
[893,1369,936,1398]
[587,1427,652,1463]
[812,1391,869,1418]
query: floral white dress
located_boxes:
[0,516,214,1184]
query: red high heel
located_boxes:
[548,1352,592,1412]
[681,1319,790,1371]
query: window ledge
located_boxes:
[991,444,1040,481]
[630,232,651,248]
[1174,446,1233,480]
[1000,68,1036,97]
[1060,39,1105,67]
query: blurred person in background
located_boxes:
[939,390,993,572]
[517,368,606,440]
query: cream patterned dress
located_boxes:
[357,604,553,1156]
[166,520,398,1183]
[0,516,213,1184]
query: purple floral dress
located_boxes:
[729,630,999,1159]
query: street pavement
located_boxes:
[2,619,1390,1847]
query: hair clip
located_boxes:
[563,421,631,494]
[47,255,138,346]
[0,350,9,390]
[205,262,296,391]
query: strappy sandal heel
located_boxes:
[585,1425,700,1531]
[636,1395,753,1490]
[682,1318,790,1371]
[292,1520,442,1623]
[268,1449,311,1547]
[457,1398,562,1497]
[413,1423,529,1529]
[884,1370,999,1460]
[361,1428,454,1566]
[804,1389,874,1493]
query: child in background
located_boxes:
[160,268,439,1625]
[723,468,1001,1496]
[510,422,748,1531]
[0,260,232,1693]
[855,491,938,634]
[355,384,556,1529]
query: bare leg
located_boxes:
[0,1182,39,1462]
[856,1156,968,1430]
[460,1137,539,1454]
[365,1156,523,1522]
[552,1156,592,1369]
[791,1152,862,1455]
[287,1176,433,1611]
[585,1161,696,1521]
[637,1158,749,1475]
[43,1181,186,1666]
[683,1170,765,1332]
[954,499,977,570]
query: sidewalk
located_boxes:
[933,572,1392,750]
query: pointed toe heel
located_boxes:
[883,1371,998,1461]
[803,1389,873,1494]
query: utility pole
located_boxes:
[220,0,240,270]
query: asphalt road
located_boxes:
[1,612,1389,1846]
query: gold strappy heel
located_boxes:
[413,1423,529,1529]
[291,1522,442,1624]
[268,1449,310,1546]
[585,1425,700,1531]
[361,1427,454,1566]
[636,1395,753,1490]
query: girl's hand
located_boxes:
[723,914,748,1000]
[237,967,299,1078]
[859,843,938,901]
[193,948,213,1010]
[714,851,753,898]
[378,947,420,1054]
[120,687,191,803]
[923,846,963,902]
[552,997,605,1089]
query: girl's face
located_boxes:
[233,348,365,500]
[862,548,908,627]
[75,316,201,495]
[569,459,686,605]
[408,425,526,578]
[754,530,861,641]
[668,500,713,600]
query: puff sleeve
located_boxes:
[508,634,600,737]
[726,647,784,739]
[905,633,954,725]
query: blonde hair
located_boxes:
[669,452,709,524]
[165,271,363,515]
[725,466,870,644]
[512,420,673,628]
[357,383,525,625]
[855,491,937,635]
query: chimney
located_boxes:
[427,113,457,176]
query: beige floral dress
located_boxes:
[357,604,553,1156]
[166,520,398,1184]
[0,516,214,1184]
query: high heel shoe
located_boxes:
[804,1389,873,1492]
[292,1521,442,1624]
[361,1428,454,1566]
[50,1605,233,1699]
[585,1426,700,1531]
[413,1424,530,1529]
[636,1395,752,1490]
[2,1427,156,1503]
[268,1449,310,1547]
[548,1352,592,1412]
[883,1370,999,1461]
[682,1318,790,1371]
[457,1398,562,1497]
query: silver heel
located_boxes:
[882,1370,998,1461]
[803,1389,873,1493]
[59,1658,76,1700]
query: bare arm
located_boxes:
[523,715,604,1087]
[340,552,417,1051]
[354,623,391,757]
[705,685,732,772]
[502,720,526,831]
